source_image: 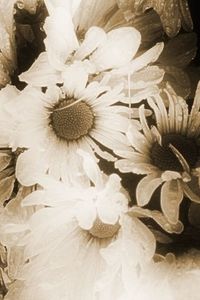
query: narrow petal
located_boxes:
[90,27,141,71]
[22,190,49,207]
[77,149,103,188]
[161,180,183,224]
[62,63,88,97]
[112,42,164,75]
[130,206,184,234]
[136,174,162,206]
[129,66,165,89]
[16,149,48,186]
[115,159,157,174]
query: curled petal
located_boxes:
[77,149,103,188]
[130,206,184,234]
[129,66,165,89]
[16,149,48,186]
[136,173,162,206]
[0,175,15,205]
[161,180,183,224]
[112,42,164,76]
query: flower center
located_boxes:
[150,134,198,172]
[50,98,94,141]
[89,218,120,239]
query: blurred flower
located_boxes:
[135,250,200,300]
[117,0,193,37]
[116,82,200,225]
[0,148,18,207]
[0,0,17,87]
[4,157,155,300]
[0,186,36,298]
[0,85,23,206]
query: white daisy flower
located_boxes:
[19,0,164,101]
[4,158,155,300]
[116,82,200,225]
[4,75,133,186]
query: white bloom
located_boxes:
[19,0,164,103]
[4,75,133,186]
[4,161,155,300]
[116,82,200,225]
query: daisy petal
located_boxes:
[112,42,164,75]
[90,27,141,71]
[136,174,162,206]
[161,180,183,224]
[115,159,157,174]
[44,7,79,70]
[0,175,15,205]
[77,149,103,187]
[129,66,165,89]
[74,199,96,230]
[130,206,184,234]
[62,63,88,97]
[16,149,48,186]
[74,26,107,61]
[19,52,62,86]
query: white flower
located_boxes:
[116,82,200,225]
[135,250,200,300]
[4,160,155,300]
[4,74,132,186]
[19,0,164,103]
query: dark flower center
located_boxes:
[50,98,94,141]
[150,134,199,172]
[89,218,120,239]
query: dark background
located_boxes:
[188,0,200,65]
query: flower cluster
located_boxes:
[0,0,199,299]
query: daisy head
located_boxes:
[19,0,164,96]
[116,82,200,225]
[6,159,155,300]
[5,75,131,186]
